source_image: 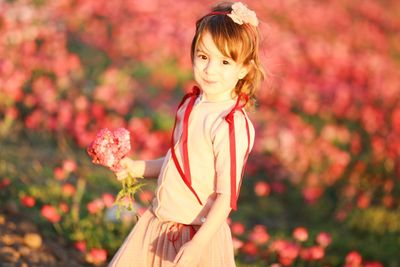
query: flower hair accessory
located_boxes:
[227,2,259,27]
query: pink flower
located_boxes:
[139,190,154,203]
[254,181,271,197]
[249,225,270,245]
[74,241,87,252]
[231,222,246,235]
[0,177,11,189]
[293,227,308,242]
[62,183,76,197]
[232,237,244,251]
[101,193,115,208]
[279,241,300,261]
[364,261,383,267]
[59,202,69,213]
[309,246,324,260]
[62,159,77,173]
[54,167,67,181]
[86,248,107,265]
[21,196,36,207]
[87,128,131,172]
[316,232,332,247]
[227,2,259,26]
[241,241,258,256]
[41,205,61,223]
[87,199,105,214]
[345,251,363,266]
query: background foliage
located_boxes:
[1,0,399,266]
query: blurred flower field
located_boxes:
[1,0,400,266]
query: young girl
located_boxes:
[109,2,264,266]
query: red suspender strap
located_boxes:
[225,93,251,210]
[170,86,203,205]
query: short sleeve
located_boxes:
[211,112,255,196]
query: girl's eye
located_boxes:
[198,54,207,60]
[222,60,230,65]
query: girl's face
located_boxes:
[193,31,248,102]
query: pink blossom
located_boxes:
[316,232,332,247]
[59,202,69,213]
[62,159,77,173]
[249,225,269,245]
[41,205,61,223]
[101,193,115,208]
[87,128,131,172]
[231,222,246,235]
[87,199,105,214]
[293,227,308,242]
[139,190,154,203]
[74,241,87,252]
[345,251,363,266]
[364,261,383,267]
[86,248,107,265]
[309,246,324,260]
[241,242,258,256]
[21,196,36,207]
[254,181,271,197]
[0,177,11,189]
[62,183,76,197]
[54,167,67,181]
[232,237,244,251]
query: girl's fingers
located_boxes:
[115,170,128,180]
[173,247,185,265]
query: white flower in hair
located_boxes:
[227,2,259,27]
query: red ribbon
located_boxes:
[167,223,198,253]
[170,86,203,205]
[170,87,251,210]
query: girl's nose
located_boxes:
[204,60,218,75]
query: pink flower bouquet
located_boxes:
[87,128,143,217]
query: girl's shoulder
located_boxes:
[210,108,255,140]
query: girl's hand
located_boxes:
[173,240,203,267]
[115,157,140,180]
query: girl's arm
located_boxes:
[191,193,231,245]
[173,193,231,266]
[116,157,165,180]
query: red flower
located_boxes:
[21,196,36,207]
[139,190,154,203]
[54,167,67,181]
[0,177,11,189]
[254,181,271,197]
[87,128,131,172]
[62,159,77,173]
[316,232,332,247]
[345,251,363,266]
[364,261,383,267]
[41,205,61,223]
[241,241,258,256]
[86,248,107,265]
[62,183,76,197]
[309,246,324,260]
[101,193,115,208]
[249,225,270,245]
[293,227,308,242]
[74,241,87,252]
[87,199,105,214]
[59,202,69,213]
[231,222,246,235]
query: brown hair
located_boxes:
[191,2,265,108]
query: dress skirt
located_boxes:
[108,208,236,267]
